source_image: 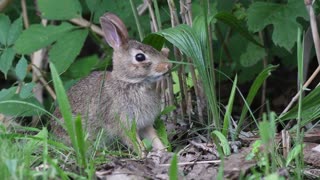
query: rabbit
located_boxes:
[51,12,171,154]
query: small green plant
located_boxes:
[168,153,178,180]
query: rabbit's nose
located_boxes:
[165,62,172,70]
[155,62,172,73]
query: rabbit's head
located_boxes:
[100,13,171,83]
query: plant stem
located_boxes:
[129,0,144,40]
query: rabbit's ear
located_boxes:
[100,13,129,48]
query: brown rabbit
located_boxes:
[51,13,171,153]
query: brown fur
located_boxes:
[51,13,171,153]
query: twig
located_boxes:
[281,130,290,158]
[281,64,320,115]
[69,18,104,37]
[146,0,158,32]
[159,160,221,167]
[21,0,29,28]
[129,0,144,40]
[306,0,320,65]
[32,64,57,100]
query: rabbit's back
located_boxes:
[53,71,161,140]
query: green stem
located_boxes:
[153,0,162,30]
[129,0,144,40]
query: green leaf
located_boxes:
[236,65,278,137]
[49,29,88,73]
[212,130,231,155]
[19,83,35,99]
[0,47,15,78]
[0,14,10,45]
[75,115,87,167]
[160,105,176,116]
[154,118,171,151]
[85,0,101,13]
[215,12,263,47]
[222,75,237,137]
[286,144,304,167]
[240,42,266,67]
[157,25,204,68]
[142,139,152,152]
[7,16,23,46]
[15,56,28,81]
[247,0,308,51]
[50,62,78,158]
[259,120,273,144]
[0,87,16,100]
[64,55,99,79]
[142,34,165,51]
[37,0,82,20]
[0,87,44,117]
[168,153,178,180]
[0,95,44,116]
[14,23,74,54]
[280,86,320,122]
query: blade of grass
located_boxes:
[75,114,87,168]
[235,65,278,138]
[295,27,304,179]
[212,130,231,155]
[168,153,178,180]
[50,63,80,163]
[222,75,237,138]
[129,0,144,40]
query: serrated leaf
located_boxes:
[240,42,266,67]
[7,16,23,45]
[14,23,74,54]
[15,56,28,81]
[37,0,82,20]
[0,14,10,45]
[247,0,308,51]
[19,83,35,99]
[0,47,15,78]
[49,29,88,73]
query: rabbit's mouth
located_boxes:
[146,75,164,82]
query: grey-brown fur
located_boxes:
[51,13,171,153]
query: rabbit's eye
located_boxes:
[135,53,146,62]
